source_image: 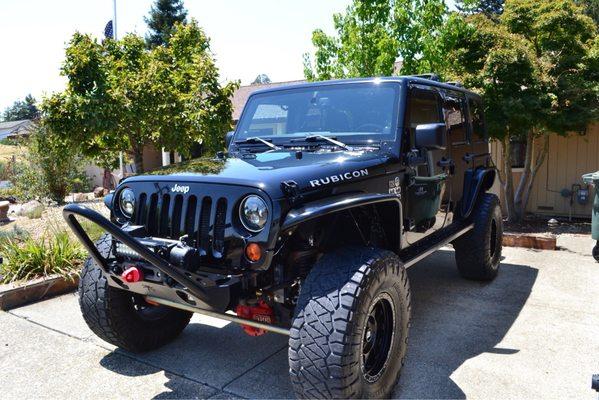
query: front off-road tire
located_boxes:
[453,193,503,280]
[78,234,192,352]
[289,247,411,399]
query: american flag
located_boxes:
[104,20,114,39]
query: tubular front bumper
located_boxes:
[63,203,223,308]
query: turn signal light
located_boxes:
[245,243,262,262]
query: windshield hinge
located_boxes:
[281,180,302,205]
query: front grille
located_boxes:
[132,192,228,258]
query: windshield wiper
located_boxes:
[303,134,353,151]
[236,136,280,151]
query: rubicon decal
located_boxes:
[310,169,369,187]
[171,184,190,194]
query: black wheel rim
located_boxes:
[489,219,497,258]
[361,292,396,383]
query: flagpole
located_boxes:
[112,0,125,179]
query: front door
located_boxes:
[403,86,449,244]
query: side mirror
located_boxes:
[415,123,446,150]
[225,131,235,149]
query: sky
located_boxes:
[0,0,454,112]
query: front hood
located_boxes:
[124,149,392,199]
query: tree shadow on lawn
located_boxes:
[98,248,537,399]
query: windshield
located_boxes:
[235,82,400,144]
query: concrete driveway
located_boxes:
[1,234,598,399]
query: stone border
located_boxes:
[0,273,79,311]
[502,232,557,250]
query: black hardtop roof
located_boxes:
[250,76,482,99]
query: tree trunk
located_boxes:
[102,168,112,189]
[521,134,549,218]
[133,145,144,174]
[514,130,535,221]
[501,137,517,222]
[509,132,549,222]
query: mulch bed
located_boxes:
[504,215,591,235]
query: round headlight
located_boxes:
[119,188,135,217]
[239,195,268,232]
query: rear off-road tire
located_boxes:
[78,234,192,353]
[453,193,503,280]
[289,247,411,399]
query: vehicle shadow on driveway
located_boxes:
[394,249,538,399]
[98,248,537,399]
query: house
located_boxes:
[0,119,37,140]
[491,123,599,219]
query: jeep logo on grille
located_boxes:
[171,184,190,194]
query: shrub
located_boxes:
[24,204,45,219]
[0,225,29,244]
[11,125,90,202]
[0,231,85,283]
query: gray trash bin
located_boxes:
[582,171,599,262]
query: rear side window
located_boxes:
[468,97,486,141]
[443,94,467,145]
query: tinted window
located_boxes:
[236,83,399,142]
[407,90,442,126]
[406,89,442,150]
[443,94,467,144]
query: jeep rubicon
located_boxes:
[64,75,502,399]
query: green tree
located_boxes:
[145,0,188,48]
[447,0,598,221]
[456,0,504,17]
[577,0,599,25]
[42,21,238,173]
[2,94,39,121]
[252,74,272,84]
[303,0,450,80]
[13,124,89,202]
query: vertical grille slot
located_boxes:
[136,193,147,225]
[146,193,158,235]
[198,197,212,255]
[158,194,171,237]
[171,194,183,239]
[184,195,197,238]
[213,198,227,256]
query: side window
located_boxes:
[468,97,486,141]
[406,88,443,148]
[443,94,467,145]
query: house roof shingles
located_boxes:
[0,119,36,139]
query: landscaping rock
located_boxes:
[71,192,95,202]
[18,200,44,217]
[93,187,109,198]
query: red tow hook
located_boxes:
[121,266,143,283]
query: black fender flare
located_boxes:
[460,167,496,219]
[281,192,402,250]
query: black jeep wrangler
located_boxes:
[64,76,502,399]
